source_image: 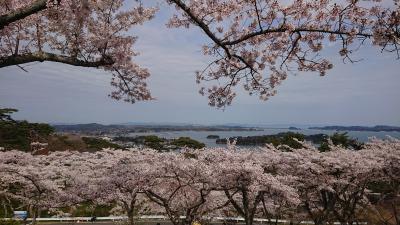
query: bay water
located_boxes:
[127,128,400,147]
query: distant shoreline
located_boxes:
[53,123,400,134]
[309,125,400,132]
[53,123,264,135]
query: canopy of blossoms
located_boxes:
[0,138,399,225]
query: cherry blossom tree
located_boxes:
[145,151,222,225]
[266,140,387,225]
[166,0,400,107]
[319,147,381,224]
[1,0,399,106]
[43,151,111,206]
[0,176,14,217]
[203,147,300,225]
[279,147,336,225]
[0,0,156,103]
[0,151,68,224]
[0,150,121,219]
[0,138,399,224]
[96,150,158,225]
[363,138,400,225]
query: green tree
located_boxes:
[171,137,205,149]
[318,132,363,152]
[0,108,18,122]
[0,108,54,151]
[143,135,165,151]
[82,137,123,151]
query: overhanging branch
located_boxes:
[169,0,232,58]
[0,52,114,68]
[222,28,373,46]
[0,0,48,30]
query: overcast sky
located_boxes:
[0,2,399,126]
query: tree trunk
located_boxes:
[2,200,8,217]
[127,210,135,225]
[244,217,253,225]
[392,202,399,225]
[312,218,325,225]
[181,218,194,225]
[30,205,37,225]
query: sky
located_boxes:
[0,1,399,126]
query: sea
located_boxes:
[127,128,400,147]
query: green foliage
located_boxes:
[216,132,363,152]
[258,132,305,151]
[0,204,12,218]
[142,135,165,150]
[218,132,306,149]
[0,220,20,225]
[318,132,363,151]
[276,132,305,149]
[171,137,206,149]
[0,108,54,151]
[143,135,164,143]
[318,142,331,152]
[331,132,363,149]
[114,135,206,151]
[0,108,18,122]
[82,137,123,151]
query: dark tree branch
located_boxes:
[168,0,232,58]
[224,189,245,216]
[0,0,48,30]
[222,28,372,46]
[0,52,114,68]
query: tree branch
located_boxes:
[0,52,114,68]
[168,0,232,58]
[0,0,47,30]
[222,28,372,46]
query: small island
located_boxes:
[216,132,328,146]
[309,125,400,132]
[113,135,205,151]
[288,126,301,130]
[216,132,363,151]
[206,135,220,139]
